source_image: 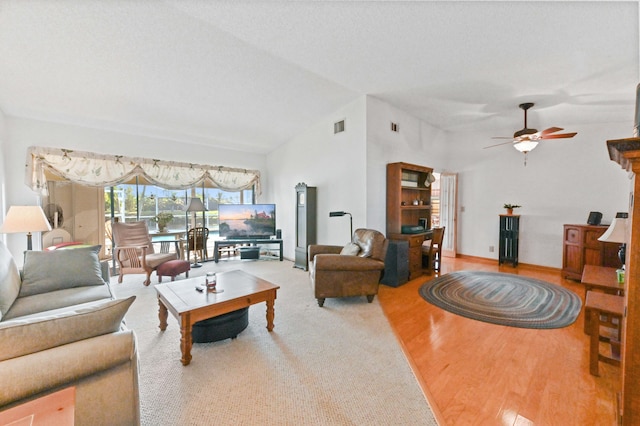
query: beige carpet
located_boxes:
[110,258,438,425]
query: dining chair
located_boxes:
[188,227,209,262]
[422,226,445,272]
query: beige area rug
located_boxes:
[110,258,438,425]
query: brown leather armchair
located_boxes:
[308,228,388,307]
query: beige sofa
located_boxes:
[0,242,140,425]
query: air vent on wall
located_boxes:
[334,120,345,134]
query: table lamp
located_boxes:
[0,206,52,250]
[598,217,628,268]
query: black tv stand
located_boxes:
[213,238,283,263]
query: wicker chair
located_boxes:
[187,227,209,262]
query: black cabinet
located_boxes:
[499,215,519,267]
[294,183,317,270]
[380,240,409,287]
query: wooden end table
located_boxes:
[156,269,280,365]
[581,265,624,296]
[0,387,75,425]
[581,265,624,334]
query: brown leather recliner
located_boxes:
[308,228,388,307]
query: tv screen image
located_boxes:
[218,204,276,239]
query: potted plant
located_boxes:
[503,203,521,215]
[153,212,174,232]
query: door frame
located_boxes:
[440,173,457,258]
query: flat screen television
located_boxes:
[218,204,276,239]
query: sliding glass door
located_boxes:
[42,179,254,263]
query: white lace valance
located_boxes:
[26,146,261,196]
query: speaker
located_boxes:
[587,211,602,226]
[276,229,282,239]
[380,240,409,287]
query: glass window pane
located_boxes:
[105,183,255,241]
[105,184,139,223]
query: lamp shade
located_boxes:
[598,218,628,244]
[185,197,206,212]
[0,206,52,234]
[513,140,539,153]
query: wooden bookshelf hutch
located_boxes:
[606,137,640,425]
[386,162,433,279]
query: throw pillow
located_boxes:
[354,231,375,258]
[340,242,361,256]
[0,242,21,319]
[0,296,135,362]
[20,245,105,297]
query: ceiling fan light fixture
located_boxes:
[485,102,576,165]
[513,140,538,153]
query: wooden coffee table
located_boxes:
[156,269,280,365]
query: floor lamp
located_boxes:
[329,211,353,239]
[186,197,207,268]
[0,206,52,250]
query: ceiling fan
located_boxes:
[485,102,577,165]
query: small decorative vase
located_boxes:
[506,208,513,215]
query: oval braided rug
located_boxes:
[419,271,582,329]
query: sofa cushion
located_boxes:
[340,242,361,256]
[20,245,105,297]
[353,229,376,258]
[353,229,387,260]
[145,252,178,269]
[3,285,114,321]
[0,295,135,361]
[0,242,21,319]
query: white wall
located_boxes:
[360,95,630,269]
[266,97,367,259]
[0,110,6,230]
[3,100,634,269]
[447,122,631,268]
[365,96,451,232]
[3,117,267,255]
[266,95,452,260]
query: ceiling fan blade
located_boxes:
[540,127,564,135]
[491,136,515,140]
[484,140,516,149]
[540,132,577,139]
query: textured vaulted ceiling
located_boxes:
[0,1,637,154]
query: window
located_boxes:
[104,180,255,237]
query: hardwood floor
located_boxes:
[377,256,621,426]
